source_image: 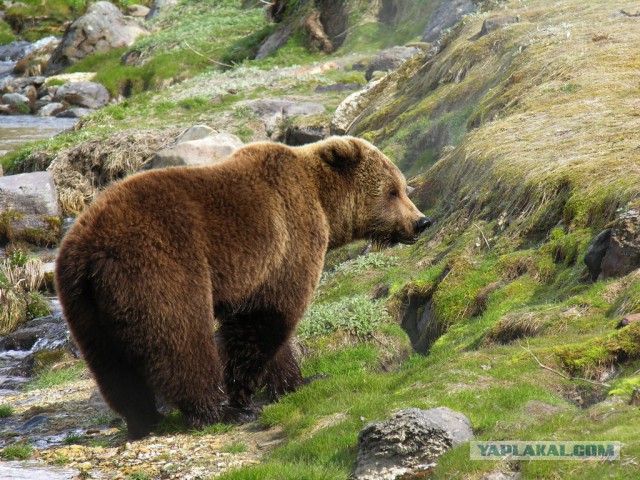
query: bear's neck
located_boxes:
[312,165,365,250]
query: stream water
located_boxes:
[0,116,76,158]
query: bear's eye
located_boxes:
[389,189,399,199]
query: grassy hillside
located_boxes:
[1,1,639,479]
[218,1,640,478]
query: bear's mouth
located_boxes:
[391,232,420,245]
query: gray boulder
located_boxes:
[600,208,640,279]
[331,79,381,135]
[0,171,61,246]
[175,125,216,144]
[56,107,94,118]
[146,0,179,20]
[256,24,293,60]
[37,102,66,117]
[126,4,150,17]
[152,132,243,169]
[365,46,420,81]
[422,0,476,42]
[1,92,29,106]
[13,36,59,77]
[1,75,46,93]
[46,1,149,74]
[245,99,326,134]
[584,228,612,281]
[0,41,31,61]
[54,81,110,109]
[282,125,327,146]
[354,407,474,480]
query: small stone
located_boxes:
[2,92,29,105]
[354,407,474,480]
[37,102,66,117]
[56,107,94,118]
[480,16,520,37]
[54,81,110,109]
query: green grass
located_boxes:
[63,433,84,445]
[2,0,143,41]
[64,0,266,98]
[0,19,16,45]
[1,443,33,460]
[26,361,87,391]
[193,423,235,436]
[297,294,392,339]
[0,404,14,418]
[222,442,248,454]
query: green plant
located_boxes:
[0,19,16,45]
[222,442,247,454]
[26,362,87,391]
[297,294,391,338]
[2,443,33,460]
[125,473,152,480]
[192,423,235,436]
[63,433,84,445]
[0,404,14,418]
[27,292,51,319]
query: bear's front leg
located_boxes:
[217,308,294,420]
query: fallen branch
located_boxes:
[183,41,234,69]
[473,223,491,250]
[520,342,611,388]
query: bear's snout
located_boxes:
[415,217,432,234]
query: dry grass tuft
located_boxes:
[485,311,548,344]
[0,287,26,335]
[0,257,46,334]
[47,128,180,215]
[0,258,45,293]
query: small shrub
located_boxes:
[2,443,33,460]
[222,442,247,454]
[485,311,548,344]
[27,292,51,319]
[0,404,14,418]
[608,377,640,396]
[63,433,84,445]
[298,295,392,338]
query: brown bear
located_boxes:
[55,136,431,439]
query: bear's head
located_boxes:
[318,136,431,246]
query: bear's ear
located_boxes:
[318,136,363,170]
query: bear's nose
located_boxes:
[415,217,432,234]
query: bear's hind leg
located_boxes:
[153,323,227,431]
[84,346,162,440]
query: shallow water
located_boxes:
[0,461,78,480]
[0,115,76,158]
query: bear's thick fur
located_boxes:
[55,136,430,439]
